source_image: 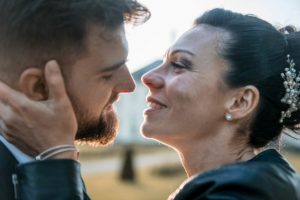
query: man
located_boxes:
[0,0,150,199]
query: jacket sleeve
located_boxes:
[15,159,86,200]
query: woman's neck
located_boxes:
[175,133,256,177]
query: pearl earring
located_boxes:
[225,113,233,121]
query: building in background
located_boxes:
[115,60,162,144]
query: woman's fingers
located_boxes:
[44,60,68,102]
[0,79,28,108]
[0,61,78,155]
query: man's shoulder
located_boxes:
[0,140,18,169]
[0,140,18,200]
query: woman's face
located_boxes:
[141,25,231,145]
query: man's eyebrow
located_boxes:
[99,60,127,73]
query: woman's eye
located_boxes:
[171,62,187,69]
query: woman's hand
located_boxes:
[0,60,78,158]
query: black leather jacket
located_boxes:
[16,160,90,200]
[0,140,89,200]
[0,141,18,200]
[170,149,300,200]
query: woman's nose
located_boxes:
[141,67,164,89]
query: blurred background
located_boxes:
[80,0,300,199]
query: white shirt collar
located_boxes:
[0,135,33,164]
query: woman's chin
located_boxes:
[140,123,153,138]
[141,124,173,145]
[140,123,162,139]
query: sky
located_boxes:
[125,0,300,72]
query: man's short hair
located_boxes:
[0,0,150,77]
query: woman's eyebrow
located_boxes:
[170,49,195,56]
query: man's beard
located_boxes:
[68,95,119,146]
[63,73,119,146]
[75,109,119,146]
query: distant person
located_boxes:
[0,0,149,199]
[1,8,300,200]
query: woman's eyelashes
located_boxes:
[170,59,192,70]
[171,61,186,69]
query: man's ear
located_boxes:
[225,86,260,120]
[18,68,48,100]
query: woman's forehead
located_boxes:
[170,25,223,57]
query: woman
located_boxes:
[141,8,300,199]
[0,8,300,200]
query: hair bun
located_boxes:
[279,25,297,34]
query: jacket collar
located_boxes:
[0,135,33,164]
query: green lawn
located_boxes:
[84,164,185,200]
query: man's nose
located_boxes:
[115,67,136,93]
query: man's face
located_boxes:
[65,25,135,146]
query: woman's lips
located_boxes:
[144,97,167,115]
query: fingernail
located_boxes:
[47,60,59,72]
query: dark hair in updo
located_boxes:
[195,8,300,148]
